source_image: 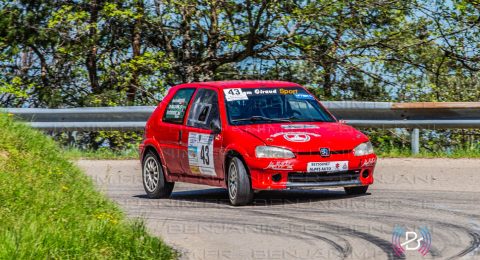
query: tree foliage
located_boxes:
[1,0,479,107]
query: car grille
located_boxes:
[288,170,360,183]
[296,149,352,156]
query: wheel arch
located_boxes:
[142,145,160,162]
[224,149,251,186]
[141,144,172,180]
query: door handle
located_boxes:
[178,130,182,142]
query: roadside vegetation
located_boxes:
[377,147,480,159]
[369,129,480,158]
[63,147,138,160]
[0,114,175,259]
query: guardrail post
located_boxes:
[411,128,420,155]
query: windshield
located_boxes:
[224,87,335,125]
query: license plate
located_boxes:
[307,161,349,173]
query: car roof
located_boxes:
[173,80,301,89]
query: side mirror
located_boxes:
[210,120,221,134]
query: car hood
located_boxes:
[235,122,368,152]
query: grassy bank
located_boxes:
[0,114,175,259]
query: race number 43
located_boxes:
[200,145,210,165]
[223,88,248,101]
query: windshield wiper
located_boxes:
[285,115,301,120]
[232,116,291,123]
[282,116,326,122]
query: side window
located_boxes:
[187,89,220,129]
[163,88,196,124]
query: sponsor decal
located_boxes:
[223,88,249,101]
[294,93,315,100]
[270,132,321,143]
[284,133,310,142]
[281,124,319,129]
[392,226,431,257]
[307,161,348,172]
[319,148,330,157]
[361,157,376,167]
[188,146,198,160]
[224,87,309,100]
[264,161,293,171]
[165,98,188,118]
[254,88,277,95]
[187,132,216,176]
[279,88,298,95]
[190,166,201,174]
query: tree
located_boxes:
[1,0,480,107]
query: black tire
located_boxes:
[344,185,369,195]
[142,151,174,198]
[227,157,254,206]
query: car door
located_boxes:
[181,87,223,178]
[157,87,196,175]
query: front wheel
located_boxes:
[227,157,254,206]
[344,185,369,195]
[142,151,174,198]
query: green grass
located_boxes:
[0,114,175,259]
[377,147,480,158]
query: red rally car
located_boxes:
[140,80,376,205]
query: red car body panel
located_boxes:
[140,80,376,190]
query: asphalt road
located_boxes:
[78,158,480,260]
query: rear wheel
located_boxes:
[344,185,369,195]
[142,151,174,198]
[227,157,254,206]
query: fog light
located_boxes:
[272,173,282,182]
[361,170,370,178]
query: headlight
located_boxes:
[255,146,295,158]
[353,142,374,156]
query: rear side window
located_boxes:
[187,89,219,129]
[163,88,196,124]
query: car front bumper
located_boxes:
[245,154,376,190]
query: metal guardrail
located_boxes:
[4,101,480,154]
